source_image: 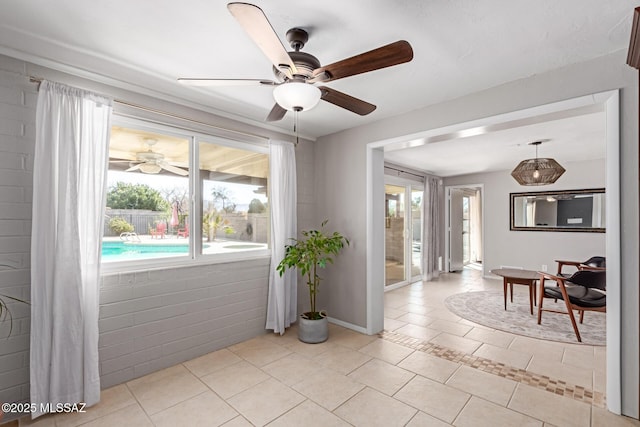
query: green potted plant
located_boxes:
[277,220,349,343]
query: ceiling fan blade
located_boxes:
[266,103,287,122]
[125,164,142,172]
[319,86,376,116]
[311,40,413,83]
[227,2,297,78]
[177,78,276,86]
[159,161,189,176]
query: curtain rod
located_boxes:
[384,165,425,180]
[29,76,269,143]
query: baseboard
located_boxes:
[327,317,369,335]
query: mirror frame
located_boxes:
[510,188,605,232]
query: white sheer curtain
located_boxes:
[265,140,297,334]
[30,81,112,418]
[422,175,443,281]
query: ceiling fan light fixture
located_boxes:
[511,141,565,186]
[273,82,321,111]
[139,163,162,174]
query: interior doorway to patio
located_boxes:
[384,177,424,289]
[446,185,483,272]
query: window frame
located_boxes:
[101,115,271,274]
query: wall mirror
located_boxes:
[510,188,605,232]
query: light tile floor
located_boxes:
[7,268,640,427]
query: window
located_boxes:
[197,139,269,255]
[103,118,269,269]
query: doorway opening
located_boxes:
[367,90,620,414]
[446,185,483,273]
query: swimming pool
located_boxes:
[102,241,200,261]
[101,240,266,261]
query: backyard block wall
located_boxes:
[0,53,316,413]
[384,217,404,262]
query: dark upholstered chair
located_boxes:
[537,270,606,342]
[555,256,606,277]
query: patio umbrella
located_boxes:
[170,203,179,227]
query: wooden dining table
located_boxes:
[490,268,540,315]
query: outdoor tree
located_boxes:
[202,209,234,242]
[211,186,236,213]
[248,198,266,214]
[161,187,188,212]
[161,186,189,215]
[107,182,170,211]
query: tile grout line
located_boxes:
[378,330,606,408]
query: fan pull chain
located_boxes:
[293,107,301,146]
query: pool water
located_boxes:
[102,241,200,261]
[101,240,266,262]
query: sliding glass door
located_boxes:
[411,188,423,279]
[385,184,406,286]
[385,179,423,288]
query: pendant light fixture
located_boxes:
[511,141,565,186]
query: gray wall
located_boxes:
[0,58,34,407]
[444,158,606,275]
[99,259,269,388]
[314,50,638,417]
[0,54,316,409]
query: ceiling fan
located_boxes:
[178,2,414,121]
[112,138,189,176]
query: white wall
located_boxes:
[315,49,638,417]
[0,53,316,413]
[444,159,606,275]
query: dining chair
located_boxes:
[537,269,606,342]
[555,256,606,277]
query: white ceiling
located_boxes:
[0,0,634,175]
[384,107,607,177]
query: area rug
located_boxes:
[444,290,605,345]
